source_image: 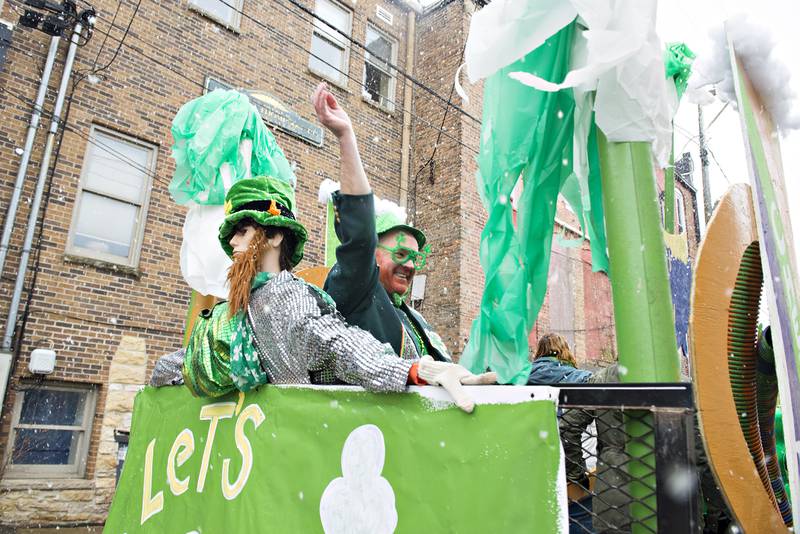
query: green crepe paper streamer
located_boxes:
[557,123,610,273]
[170,89,297,205]
[664,42,696,100]
[461,23,576,385]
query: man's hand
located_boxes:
[311,82,370,195]
[417,356,497,413]
[312,82,353,139]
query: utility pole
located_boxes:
[698,105,713,223]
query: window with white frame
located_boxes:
[5,383,97,478]
[67,126,156,268]
[362,25,396,109]
[309,0,352,85]
[675,186,686,233]
[188,0,242,29]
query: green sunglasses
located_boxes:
[377,234,431,270]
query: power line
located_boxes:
[85,13,480,155]
[674,122,732,184]
[678,102,730,154]
[272,0,481,125]
[83,0,141,79]
[0,82,168,188]
[414,42,466,184]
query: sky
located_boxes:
[657,0,800,265]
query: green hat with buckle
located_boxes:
[218,176,308,266]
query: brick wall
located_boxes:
[0,0,412,526]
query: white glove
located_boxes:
[417,356,497,413]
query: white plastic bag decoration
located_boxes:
[319,425,398,534]
[464,0,578,82]
[509,0,677,166]
[465,0,679,166]
[179,139,253,299]
[180,204,231,299]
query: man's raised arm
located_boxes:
[311,82,370,195]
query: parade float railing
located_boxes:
[556,383,700,534]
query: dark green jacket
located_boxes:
[323,192,451,362]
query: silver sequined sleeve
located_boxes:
[248,272,413,392]
[149,348,186,387]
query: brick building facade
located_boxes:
[0,0,698,527]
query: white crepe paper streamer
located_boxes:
[464,0,577,83]
[507,0,678,166]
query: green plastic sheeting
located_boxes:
[559,120,608,272]
[105,385,564,532]
[461,24,576,384]
[170,89,297,205]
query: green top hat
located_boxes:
[375,211,426,249]
[218,176,308,266]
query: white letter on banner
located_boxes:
[222,403,266,500]
[167,429,195,496]
[197,402,236,493]
[141,438,164,525]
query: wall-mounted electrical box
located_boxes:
[29,348,56,374]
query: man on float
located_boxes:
[312,83,451,364]
[154,175,493,411]
[151,90,494,411]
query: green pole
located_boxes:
[596,133,680,533]
[663,137,675,233]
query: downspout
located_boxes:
[3,22,84,351]
[0,35,62,276]
[398,10,415,208]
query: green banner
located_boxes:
[107,386,564,533]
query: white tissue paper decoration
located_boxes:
[319,425,398,534]
[373,196,407,223]
[179,139,255,299]
[318,178,341,205]
[464,0,578,82]
[507,0,678,166]
[318,179,407,223]
[180,203,231,299]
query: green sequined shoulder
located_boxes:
[183,301,237,397]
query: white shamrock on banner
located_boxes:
[319,424,398,534]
